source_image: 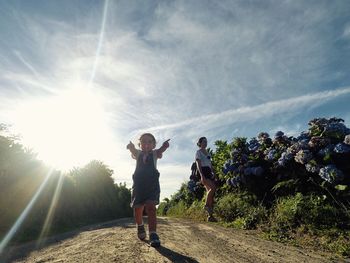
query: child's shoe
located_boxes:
[137,225,146,240]
[149,232,161,247]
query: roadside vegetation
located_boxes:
[0,124,132,245]
[158,117,350,257]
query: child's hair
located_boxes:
[197,137,207,147]
[138,133,156,147]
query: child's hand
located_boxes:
[162,139,170,149]
[126,141,135,150]
[157,139,170,158]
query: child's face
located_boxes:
[140,135,156,152]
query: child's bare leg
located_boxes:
[145,203,157,233]
[134,206,146,240]
[134,206,144,225]
[146,203,160,247]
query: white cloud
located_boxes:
[1,0,350,198]
[343,23,350,39]
[135,87,350,137]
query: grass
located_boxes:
[159,191,350,258]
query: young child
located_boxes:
[126,133,170,247]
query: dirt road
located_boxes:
[2,217,348,263]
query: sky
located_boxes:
[0,0,350,201]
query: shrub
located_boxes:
[268,193,304,239]
[157,198,170,216]
[166,200,189,217]
[299,195,349,230]
[185,200,208,221]
[268,193,350,241]
[215,192,267,229]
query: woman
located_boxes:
[195,137,217,222]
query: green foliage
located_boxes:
[163,181,205,212]
[215,192,254,221]
[266,193,350,256]
[269,193,305,236]
[335,185,348,191]
[271,179,300,196]
[164,199,209,221]
[211,140,232,196]
[157,199,170,216]
[268,193,350,240]
[165,200,189,217]
[178,182,203,207]
[231,137,247,150]
[324,230,350,257]
[215,192,267,229]
[299,195,348,229]
[162,116,350,256]
[0,125,132,244]
[157,117,350,257]
[185,200,208,221]
[115,183,133,218]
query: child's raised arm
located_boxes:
[156,139,170,158]
[126,141,138,159]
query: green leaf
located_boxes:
[335,184,348,191]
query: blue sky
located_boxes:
[1,0,350,200]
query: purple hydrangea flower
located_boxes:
[274,131,284,140]
[230,149,240,159]
[258,132,270,144]
[344,134,350,145]
[322,122,348,139]
[223,160,240,175]
[297,131,310,141]
[317,144,334,157]
[308,136,330,149]
[188,180,200,193]
[333,143,350,154]
[248,138,261,152]
[319,165,344,184]
[308,117,346,137]
[222,160,233,175]
[227,176,241,187]
[294,150,313,164]
[227,160,241,174]
[265,149,277,161]
[305,162,320,174]
[288,140,309,154]
[241,154,249,163]
[243,166,264,176]
[277,152,294,167]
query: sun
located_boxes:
[11,88,114,171]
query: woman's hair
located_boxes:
[139,133,156,146]
[197,137,207,147]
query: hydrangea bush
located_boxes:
[180,118,350,256]
[188,117,350,206]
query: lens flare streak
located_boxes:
[0,169,54,254]
[89,0,109,86]
[36,173,65,248]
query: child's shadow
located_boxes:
[154,245,199,263]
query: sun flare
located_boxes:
[11,88,114,171]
